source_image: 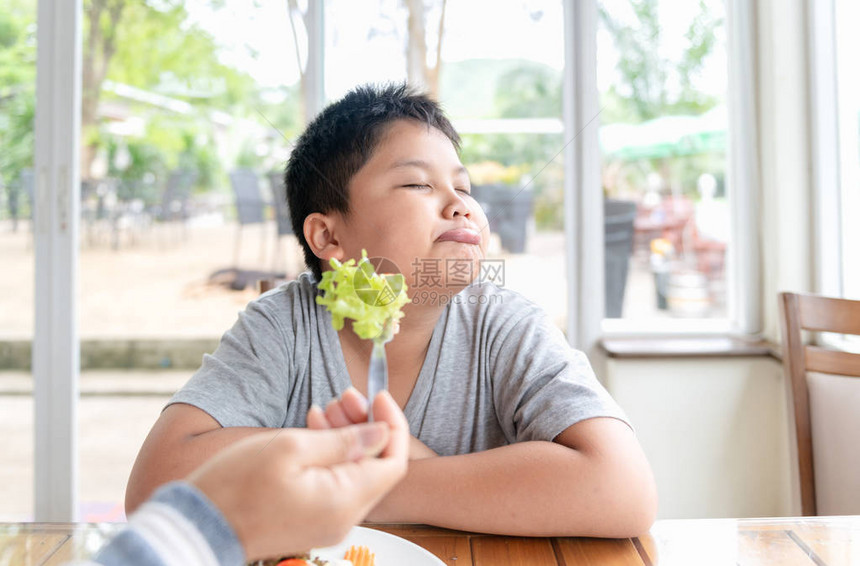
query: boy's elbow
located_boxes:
[590,451,658,538]
[125,457,161,515]
[613,463,658,537]
[626,481,658,536]
[124,483,146,516]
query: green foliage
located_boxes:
[0,0,36,196]
[597,0,724,202]
[0,89,34,186]
[441,58,560,119]
[106,137,165,203]
[176,131,219,193]
[495,65,561,119]
[79,0,298,191]
[106,0,254,108]
[598,0,723,123]
[0,0,35,88]
[234,142,262,170]
[255,84,304,142]
[443,59,566,231]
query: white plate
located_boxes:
[311,526,445,565]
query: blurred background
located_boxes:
[2,0,856,523]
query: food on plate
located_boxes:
[343,545,376,566]
[316,249,409,343]
[249,544,375,566]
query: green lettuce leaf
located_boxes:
[316,250,410,341]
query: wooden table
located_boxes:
[2,516,859,565]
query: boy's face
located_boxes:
[332,119,490,292]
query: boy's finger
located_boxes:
[370,391,409,461]
[340,388,369,423]
[325,399,354,428]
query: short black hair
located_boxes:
[284,83,460,281]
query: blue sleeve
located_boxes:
[88,482,245,566]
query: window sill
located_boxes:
[600,336,778,359]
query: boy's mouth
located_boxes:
[436,228,481,245]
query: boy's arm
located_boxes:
[366,416,658,537]
[124,403,280,514]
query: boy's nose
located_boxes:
[444,198,470,219]
[442,190,472,219]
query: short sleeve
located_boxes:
[490,307,630,443]
[167,298,292,428]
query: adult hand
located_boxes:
[307,388,437,460]
[187,390,408,561]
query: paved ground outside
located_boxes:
[0,370,191,522]
[0,217,581,340]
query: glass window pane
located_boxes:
[326,0,567,328]
[76,0,302,520]
[597,0,729,322]
[0,0,36,520]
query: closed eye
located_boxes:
[403,183,431,189]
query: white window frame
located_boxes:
[809,0,860,353]
[33,0,82,521]
[808,0,843,299]
[570,0,762,342]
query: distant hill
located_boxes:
[439,58,561,119]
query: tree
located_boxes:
[403,0,446,98]
[495,64,561,119]
[94,0,283,193]
[82,0,127,180]
[598,0,724,199]
[0,0,36,209]
[598,0,722,123]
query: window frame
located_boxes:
[580,0,762,341]
[808,0,860,352]
[808,0,843,299]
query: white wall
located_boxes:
[603,355,796,519]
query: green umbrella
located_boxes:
[599,105,727,161]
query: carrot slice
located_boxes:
[343,544,375,566]
[275,559,308,566]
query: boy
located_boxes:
[127,84,657,536]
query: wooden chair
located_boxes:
[258,278,277,294]
[779,292,860,515]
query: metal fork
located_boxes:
[367,322,394,422]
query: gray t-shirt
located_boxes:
[169,273,629,456]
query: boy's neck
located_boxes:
[341,300,445,360]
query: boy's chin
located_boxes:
[407,282,474,305]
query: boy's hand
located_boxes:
[188,390,408,561]
[308,387,437,460]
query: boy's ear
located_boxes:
[303,212,345,263]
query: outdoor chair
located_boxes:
[266,171,301,276]
[229,168,269,268]
[470,183,534,253]
[778,292,860,515]
[5,168,34,233]
[604,199,637,318]
[154,169,196,243]
[207,170,288,291]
